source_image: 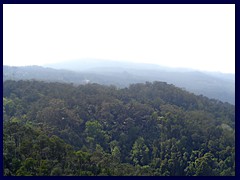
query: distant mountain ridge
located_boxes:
[44,59,168,71]
[3,61,235,104]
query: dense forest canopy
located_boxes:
[3,80,235,176]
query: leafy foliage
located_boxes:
[3,80,235,176]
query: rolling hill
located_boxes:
[4,60,235,104]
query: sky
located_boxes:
[3,4,235,73]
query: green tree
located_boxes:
[131,137,150,166]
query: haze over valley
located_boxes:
[3,4,235,176]
[4,59,235,105]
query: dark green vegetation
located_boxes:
[3,80,235,176]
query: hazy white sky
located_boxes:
[3,4,235,73]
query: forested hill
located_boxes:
[3,65,235,104]
[3,80,235,176]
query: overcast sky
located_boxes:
[3,4,235,73]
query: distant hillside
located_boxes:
[44,58,166,71]
[4,62,235,104]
